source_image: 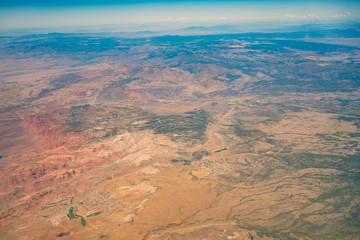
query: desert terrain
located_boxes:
[0,29,359,239]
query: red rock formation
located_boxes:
[22,113,87,151]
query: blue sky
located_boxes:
[0,0,359,29]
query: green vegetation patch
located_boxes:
[279,153,360,172]
[192,148,210,161]
[141,109,210,141]
[44,197,104,227]
[214,147,227,153]
[67,207,77,219]
[334,115,360,127]
[86,211,103,217]
[71,104,90,109]
[234,125,262,137]
[42,197,73,211]
[67,207,86,227]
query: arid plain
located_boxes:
[0,30,359,239]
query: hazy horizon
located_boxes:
[1,0,359,30]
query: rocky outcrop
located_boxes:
[23,114,66,150]
[0,146,111,196]
[23,113,87,151]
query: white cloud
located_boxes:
[202,16,231,21]
[302,14,317,18]
[283,12,352,20]
[333,12,352,18]
[283,13,318,19]
[166,16,187,21]
[283,14,296,19]
[176,16,186,20]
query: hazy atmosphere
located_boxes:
[1,0,360,29]
[0,1,359,240]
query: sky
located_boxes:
[0,0,359,29]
